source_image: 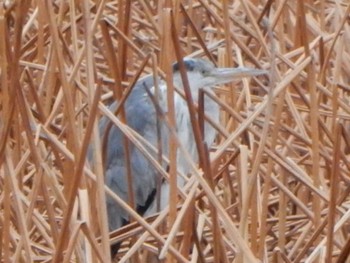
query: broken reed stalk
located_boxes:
[2,1,350,263]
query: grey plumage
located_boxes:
[88,58,266,256]
[97,75,163,231]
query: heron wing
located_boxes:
[92,75,166,230]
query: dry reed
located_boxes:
[1,1,350,262]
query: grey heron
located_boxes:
[90,58,266,257]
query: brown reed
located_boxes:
[1,1,350,262]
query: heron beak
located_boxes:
[212,67,268,85]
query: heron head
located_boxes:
[172,58,267,95]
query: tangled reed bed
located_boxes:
[1,0,350,262]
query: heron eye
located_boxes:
[201,69,209,76]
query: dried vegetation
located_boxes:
[1,0,350,262]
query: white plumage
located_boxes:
[89,58,266,256]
